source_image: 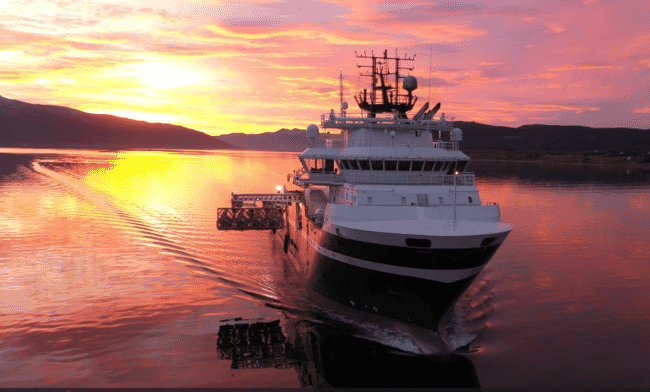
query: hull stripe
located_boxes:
[307,236,485,283]
[320,230,501,270]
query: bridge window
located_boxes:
[457,160,469,172]
[340,160,350,170]
[411,161,424,171]
[398,161,411,171]
[349,159,359,170]
[325,159,335,172]
[423,161,435,171]
[440,161,450,172]
[359,159,371,170]
[385,160,397,171]
[306,158,322,172]
[434,161,444,171]
[447,161,457,175]
[371,160,383,170]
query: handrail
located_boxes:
[296,171,475,186]
[432,141,459,150]
[321,112,454,131]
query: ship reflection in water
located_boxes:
[217,318,480,388]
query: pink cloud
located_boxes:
[544,23,566,33]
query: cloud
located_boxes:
[544,23,566,33]
[548,64,614,72]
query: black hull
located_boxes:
[280,205,502,330]
[309,252,480,329]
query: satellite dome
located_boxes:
[342,101,349,110]
[307,124,319,138]
[450,128,463,142]
[403,76,418,92]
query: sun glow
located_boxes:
[131,63,204,89]
[84,109,183,124]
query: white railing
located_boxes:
[310,138,346,149]
[320,112,454,131]
[432,141,459,150]
[295,171,475,186]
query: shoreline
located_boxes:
[465,149,650,170]
[2,146,650,170]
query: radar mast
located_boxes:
[353,49,418,118]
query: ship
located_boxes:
[217,50,512,330]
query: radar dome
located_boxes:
[342,101,348,110]
[403,76,418,92]
[450,128,463,142]
[307,124,319,138]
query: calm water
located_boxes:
[1,148,650,388]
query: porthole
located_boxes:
[406,238,431,248]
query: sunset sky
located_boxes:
[1,0,649,135]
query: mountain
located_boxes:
[0,95,233,150]
[215,128,309,152]
[454,121,650,153]
[216,121,650,153]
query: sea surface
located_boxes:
[1,148,650,388]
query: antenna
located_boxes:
[340,69,343,116]
[428,45,432,104]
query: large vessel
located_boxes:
[218,50,512,330]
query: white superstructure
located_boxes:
[218,50,512,330]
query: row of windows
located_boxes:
[303,158,470,175]
[339,159,469,174]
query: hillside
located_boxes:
[0,95,233,150]
[216,121,650,153]
[455,121,650,153]
[215,128,309,152]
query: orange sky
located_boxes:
[1,0,649,135]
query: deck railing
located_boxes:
[320,112,454,131]
[432,141,459,150]
[296,171,475,186]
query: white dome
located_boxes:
[403,76,418,91]
[450,128,463,142]
[307,124,319,138]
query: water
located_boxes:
[1,148,650,387]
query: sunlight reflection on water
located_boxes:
[1,149,650,387]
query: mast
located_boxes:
[339,69,343,116]
[353,49,417,117]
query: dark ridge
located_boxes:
[215,128,309,152]
[0,95,234,150]
[215,120,650,153]
[454,121,650,153]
